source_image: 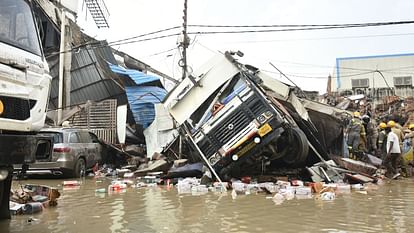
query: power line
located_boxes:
[45,20,414,57]
[191,41,414,77]
[265,58,375,72]
[262,69,375,79]
[138,47,177,58]
[187,21,414,35]
[188,21,414,28]
[107,26,181,46]
[221,32,414,44]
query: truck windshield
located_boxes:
[0,0,42,56]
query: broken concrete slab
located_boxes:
[133,159,171,177]
[344,173,375,184]
[334,158,378,175]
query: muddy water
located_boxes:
[1,178,414,233]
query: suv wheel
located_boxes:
[72,158,86,178]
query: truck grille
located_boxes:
[197,93,271,156]
[0,96,34,120]
[213,110,251,143]
[197,137,217,157]
[246,96,268,116]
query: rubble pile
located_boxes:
[10,184,60,215]
[80,154,388,206]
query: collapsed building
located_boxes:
[32,0,175,146]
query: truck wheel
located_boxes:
[72,158,86,178]
[219,167,232,181]
[0,167,13,219]
[279,127,309,165]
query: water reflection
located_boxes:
[2,178,414,233]
[109,198,125,233]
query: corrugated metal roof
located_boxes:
[126,86,167,128]
[48,41,128,109]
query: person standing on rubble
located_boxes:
[362,115,378,155]
[389,120,404,149]
[347,111,366,159]
[404,124,414,147]
[377,122,388,159]
[384,121,401,179]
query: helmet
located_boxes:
[409,123,414,130]
[379,122,387,129]
[361,115,370,123]
[353,111,361,118]
[387,120,396,128]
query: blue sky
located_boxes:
[77,0,414,93]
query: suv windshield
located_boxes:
[0,0,42,56]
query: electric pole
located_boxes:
[181,0,189,81]
[180,0,198,86]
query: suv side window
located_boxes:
[79,132,92,143]
[89,132,100,143]
[68,132,81,143]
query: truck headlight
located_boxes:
[256,111,273,124]
[232,154,239,161]
[264,111,273,118]
[0,99,3,115]
[0,169,9,181]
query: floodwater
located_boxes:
[1,177,414,233]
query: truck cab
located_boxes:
[0,0,52,219]
[165,52,309,180]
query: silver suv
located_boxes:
[15,128,104,177]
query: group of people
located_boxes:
[346,111,414,179]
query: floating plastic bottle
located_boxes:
[23,202,43,214]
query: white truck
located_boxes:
[0,0,51,219]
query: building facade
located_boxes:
[331,53,414,103]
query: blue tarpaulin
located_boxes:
[125,86,167,128]
[109,63,167,128]
[109,63,160,85]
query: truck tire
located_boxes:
[72,158,86,178]
[280,127,309,165]
[0,166,13,219]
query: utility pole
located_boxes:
[181,0,189,81]
[180,0,198,86]
[57,10,66,125]
[57,9,72,126]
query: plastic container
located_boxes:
[232,182,246,193]
[337,184,351,193]
[63,180,80,186]
[108,183,127,191]
[23,202,43,214]
[291,180,304,187]
[95,188,106,193]
[295,187,312,195]
[351,184,362,190]
[177,182,192,194]
[320,192,336,201]
[263,183,278,193]
[143,176,157,184]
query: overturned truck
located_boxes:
[164,52,347,180]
